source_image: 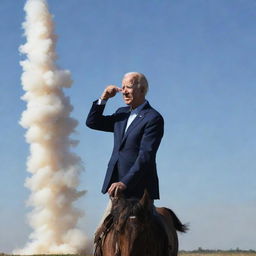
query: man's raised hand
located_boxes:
[100,85,122,101]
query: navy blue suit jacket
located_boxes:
[86,100,164,199]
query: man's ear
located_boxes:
[140,86,145,94]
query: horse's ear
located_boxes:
[110,188,124,203]
[139,189,152,211]
[114,187,124,198]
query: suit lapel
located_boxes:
[118,109,130,141]
[120,102,151,147]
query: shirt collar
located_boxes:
[130,100,147,114]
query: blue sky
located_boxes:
[0,0,256,252]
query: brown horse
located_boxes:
[94,191,187,256]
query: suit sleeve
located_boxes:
[86,100,116,132]
[120,115,164,189]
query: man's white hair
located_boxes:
[123,72,149,95]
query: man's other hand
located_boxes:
[108,181,127,197]
[100,85,122,100]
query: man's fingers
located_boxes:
[108,184,114,195]
[108,183,117,196]
[108,182,127,196]
[101,86,122,100]
[108,184,117,196]
[108,86,121,95]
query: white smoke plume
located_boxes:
[15,0,88,254]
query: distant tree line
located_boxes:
[179,247,256,253]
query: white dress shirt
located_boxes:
[124,101,147,132]
[97,99,147,132]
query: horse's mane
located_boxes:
[110,197,150,232]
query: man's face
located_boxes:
[122,74,144,108]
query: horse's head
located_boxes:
[110,191,157,256]
[97,190,185,256]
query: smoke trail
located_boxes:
[15,0,88,254]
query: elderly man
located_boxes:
[86,72,164,200]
